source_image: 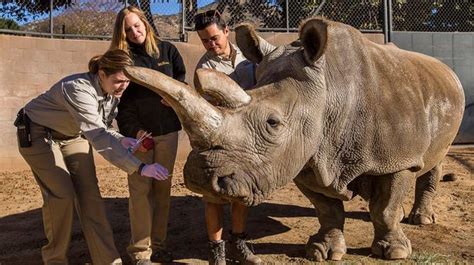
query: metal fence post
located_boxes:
[49,0,53,38]
[181,0,186,42]
[285,0,289,32]
[383,0,393,43]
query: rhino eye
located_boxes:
[266,116,281,128]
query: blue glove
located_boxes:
[140,163,169,181]
[120,137,139,153]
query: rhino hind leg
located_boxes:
[407,163,441,225]
[369,170,413,260]
[294,179,346,261]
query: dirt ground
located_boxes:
[0,146,472,264]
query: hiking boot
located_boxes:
[208,239,226,265]
[227,232,262,265]
[134,259,152,265]
[150,247,173,263]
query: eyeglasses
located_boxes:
[194,9,222,28]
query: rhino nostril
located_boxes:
[217,175,229,191]
[210,145,224,151]
[216,174,237,195]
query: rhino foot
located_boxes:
[305,229,346,261]
[407,210,436,225]
[371,231,412,260]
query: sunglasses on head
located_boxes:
[194,9,222,26]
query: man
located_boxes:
[194,9,273,265]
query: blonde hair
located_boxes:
[88,49,133,75]
[110,6,160,58]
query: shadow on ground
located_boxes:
[0,196,318,264]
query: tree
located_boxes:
[186,0,472,32]
[0,0,73,22]
[392,0,473,31]
[0,18,21,30]
[0,0,163,35]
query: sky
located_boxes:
[152,0,215,15]
[1,0,216,25]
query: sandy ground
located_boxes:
[0,146,472,264]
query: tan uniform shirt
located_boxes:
[197,42,256,89]
[25,72,142,174]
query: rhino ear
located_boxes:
[235,23,275,63]
[299,18,328,65]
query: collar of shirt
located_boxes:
[92,74,117,127]
[205,42,240,67]
[91,73,112,103]
[128,41,151,58]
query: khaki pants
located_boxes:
[127,131,178,260]
[18,122,121,265]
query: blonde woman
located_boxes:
[110,6,186,264]
[16,49,169,265]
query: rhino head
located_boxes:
[124,18,333,206]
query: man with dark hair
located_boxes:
[195,10,257,89]
[194,10,263,265]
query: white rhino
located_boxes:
[124,18,465,261]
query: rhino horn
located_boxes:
[235,23,276,64]
[124,66,222,149]
[194,68,251,108]
[299,18,328,65]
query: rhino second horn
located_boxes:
[124,66,222,148]
[195,68,251,108]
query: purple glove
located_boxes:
[140,163,169,181]
[120,137,140,153]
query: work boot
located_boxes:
[208,240,226,265]
[133,259,152,265]
[150,247,173,263]
[227,232,262,265]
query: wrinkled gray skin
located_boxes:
[124,18,465,261]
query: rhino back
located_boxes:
[307,21,464,195]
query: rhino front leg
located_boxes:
[408,163,441,225]
[369,170,414,260]
[294,177,346,261]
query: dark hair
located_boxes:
[194,9,227,31]
[88,49,133,76]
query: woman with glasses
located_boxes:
[110,6,186,265]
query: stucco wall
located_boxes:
[0,32,384,170]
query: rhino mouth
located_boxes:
[184,162,262,206]
[215,173,249,199]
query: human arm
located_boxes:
[170,44,186,83]
[159,43,187,107]
[61,81,142,174]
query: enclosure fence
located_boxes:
[0,0,472,41]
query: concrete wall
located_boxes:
[0,32,385,170]
[0,34,209,170]
[392,32,474,143]
[0,35,110,170]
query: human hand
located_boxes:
[141,137,155,151]
[120,137,138,151]
[140,163,169,181]
[136,130,148,140]
[135,130,152,153]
